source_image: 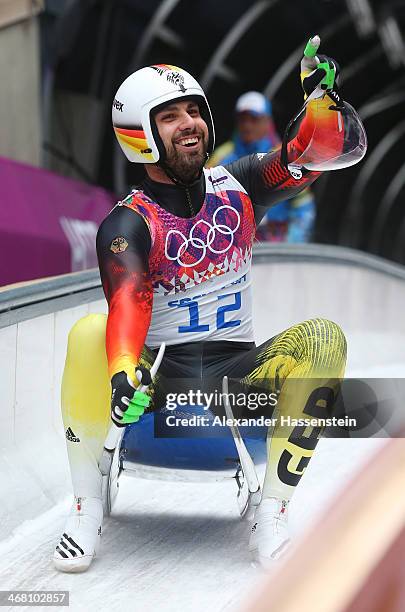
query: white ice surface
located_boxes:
[1,259,404,611]
[0,437,386,612]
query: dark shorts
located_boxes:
[141,338,276,415]
[139,319,347,416]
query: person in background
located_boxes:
[208,91,316,243]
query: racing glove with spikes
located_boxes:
[110,366,151,427]
[300,35,340,100]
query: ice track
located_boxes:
[0,438,386,612]
[1,248,404,612]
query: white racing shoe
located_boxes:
[53,497,103,573]
[249,497,290,567]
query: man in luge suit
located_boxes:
[54,36,362,572]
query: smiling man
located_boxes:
[54,43,366,572]
[150,100,209,184]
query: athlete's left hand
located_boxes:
[300,35,340,99]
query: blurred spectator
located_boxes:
[208,91,315,243]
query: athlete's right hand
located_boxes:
[110,370,151,427]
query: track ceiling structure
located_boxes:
[41,0,405,262]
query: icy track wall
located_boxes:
[0,272,107,541]
[1,244,405,543]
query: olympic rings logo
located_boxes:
[165,205,241,267]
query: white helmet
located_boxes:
[112,64,215,164]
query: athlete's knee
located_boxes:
[317,318,346,354]
[67,314,107,356]
[303,318,347,368]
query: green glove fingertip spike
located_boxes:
[121,390,151,424]
[126,403,143,417]
[131,391,151,408]
[304,37,319,58]
[122,412,140,424]
[317,61,335,91]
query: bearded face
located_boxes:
[154,100,209,182]
[164,127,208,182]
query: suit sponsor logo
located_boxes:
[289,167,302,180]
[110,236,129,253]
[209,175,228,186]
[65,427,80,443]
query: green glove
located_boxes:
[301,35,338,97]
[111,371,152,427]
[122,390,151,424]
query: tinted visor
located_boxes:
[283,99,367,172]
